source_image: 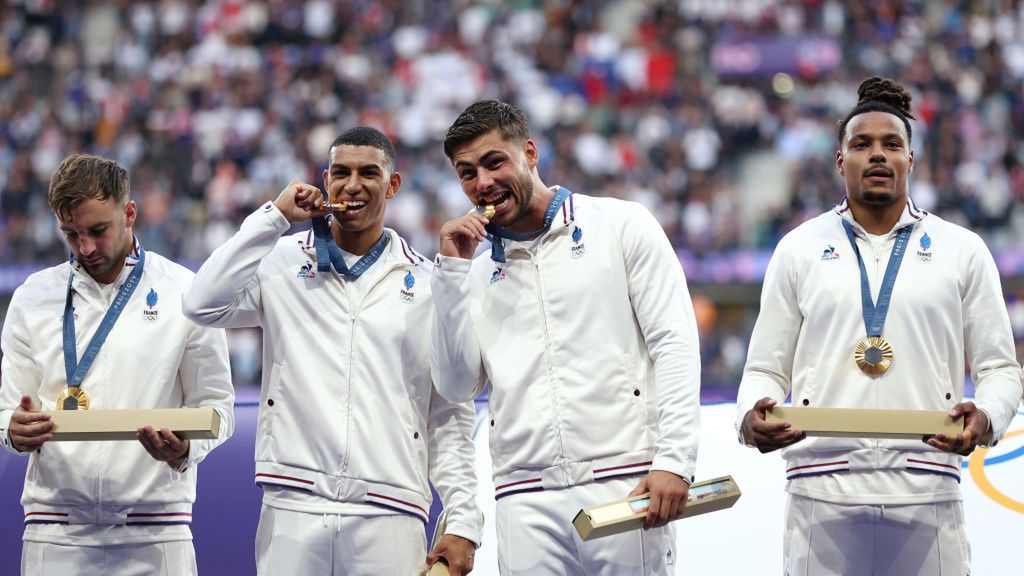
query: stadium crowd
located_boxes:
[2,0,1023,392]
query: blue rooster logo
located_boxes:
[146,289,158,308]
[920,233,931,251]
[572,226,583,243]
[404,271,415,290]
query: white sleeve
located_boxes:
[0,289,40,455]
[430,255,486,403]
[735,238,801,440]
[425,385,483,546]
[621,204,701,482]
[962,236,1023,443]
[172,317,236,472]
[182,202,291,328]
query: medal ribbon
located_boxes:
[485,187,572,263]
[312,217,390,276]
[841,220,912,338]
[63,246,146,398]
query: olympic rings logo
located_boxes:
[967,426,1024,515]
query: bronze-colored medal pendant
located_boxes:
[854,337,893,376]
[56,387,90,410]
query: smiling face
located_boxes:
[450,129,540,229]
[57,197,137,284]
[322,144,400,239]
[837,111,914,210]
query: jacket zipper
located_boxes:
[339,262,410,475]
[531,254,567,460]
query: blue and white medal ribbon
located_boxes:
[61,246,146,409]
[311,217,390,276]
[842,219,912,376]
[485,187,572,263]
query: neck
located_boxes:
[332,222,385,256]
[848,196,906,235]
[505,180,555,234]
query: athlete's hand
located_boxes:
[273,180,329,224]
[9,395,53,453]
[137,425,190,470]
[439,212,489,260]
[426,533,475,576]
[741,397,805,453]
[926,401,989,456]
[629,470,689,529]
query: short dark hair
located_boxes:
[837,76,916,145]
[48,153,130,219]
[443,100,530,160]
[329,126,397,172]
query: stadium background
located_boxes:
[0,0,1022,573]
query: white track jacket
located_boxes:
[737,198,1022,504]
[0,242,235,545]
[432,191,701,498]
[182,203,482,544]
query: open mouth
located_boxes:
[328,199,368,215]
[478,191,512,214]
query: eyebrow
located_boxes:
[330,162,383,172]
[60,221,111,232]
[454,149,504,169]
[850,132,905,141]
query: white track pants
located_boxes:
[255,504,427,576]
[22,540,196,576]
[784,494,970,576]
[496,476,676,576]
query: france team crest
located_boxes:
[570,226,586,259]
[917,232,933,262]
[400,271,416,303]
[143,288,159,322]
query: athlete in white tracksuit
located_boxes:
[434,100,701,575]
[0,153,235,576]
[183,128,482,575]
[737,77,1023,575]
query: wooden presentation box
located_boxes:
[766,406,961,440]
[49,408,221,441]
[573,475,741,541]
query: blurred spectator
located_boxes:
[2,0,1023,392]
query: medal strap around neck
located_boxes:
[311,216,390,276]
[841,219,912,337]
[486,187,572,263]
[63,245,146,392]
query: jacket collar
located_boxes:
[301,227,424,269]
[833,195,928,236]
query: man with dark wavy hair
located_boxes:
[433,100,702,575]
[737,77,1022,575]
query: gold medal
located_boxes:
[854,337,893,376]
[322,201,349,212]
[56,387,90,410]
[478,205,496,219]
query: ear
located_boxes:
[524,139,539,169]
[386,171,401,200]
[322,168,330,192]
[124,200,137,229]
[908,148,914,174]
[836,149,844,176]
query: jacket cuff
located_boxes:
[651,454,696,485]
